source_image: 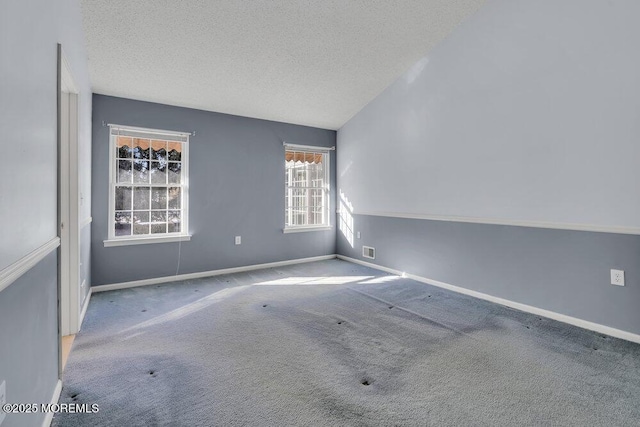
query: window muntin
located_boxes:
[285,148,330,229]
[109,126,189,242]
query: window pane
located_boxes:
[168,142,182,161]
[133,187,150,210]
[314,161,324,184]
[133,159,149,184]
[311,198,324,225]
[117,137,132,158]
[293,167,306,187]
[114,212,131,236]
[151,140,167,161]
[168,187,181,209]
[151,187,167,210]
[133,211,150,235]
[285,149,328,228]
[168,162,181,184]
[117,160,132,183]
[309,163,317,183]
[168,211,181,233]
[310,188,321,207]
[115,186,132,210]
[150,161,166,184]
[151,211,167,234]
[290,184,308,226]
[133,138,150,160]
[285,166,292,187]
[112,128,187,239]
[308,162,316,183]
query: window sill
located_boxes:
[283,226,332,234]
[104,234,191,247]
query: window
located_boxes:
[105,125,190,246]
[284,144,331,232]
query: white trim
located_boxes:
[354,210,640,236]
[60,54,77,93]
[0,238,60,293]
[108,123,191,138]
[283,142,335,152]
[79,287,92,329]
[108,126,190,241]
[283,226,332,234]
[284,147,332,229]
[104,234,192,247]
[336,255,640,345]
[80,217,92,228]
[93,254,337,292]
[182,135,190,236]
[69,91,80,334]
[41,380,62,427]
[59,49,82,337]
[336,255,400,276]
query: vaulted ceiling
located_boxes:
[81,0,486,130]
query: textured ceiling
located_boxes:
[81,0,486,130]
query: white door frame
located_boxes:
[58,46,81,337]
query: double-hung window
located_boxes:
[284,143,331,232]
[105,125,190,246]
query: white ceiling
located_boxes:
[81,0,485,130]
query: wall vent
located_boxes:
[362,246,375,259]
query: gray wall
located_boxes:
[0,254,58,427]
[338,215,640,335]
[0,0,91,425]
[91,95,336,286]
[337,0,640,336]
[338,0,640,231]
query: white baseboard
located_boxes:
[336,255,640,345]
[79,287,92,330]
[42,379,62,427]
[93,254,338,293]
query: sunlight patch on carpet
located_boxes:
[123,285,251,332]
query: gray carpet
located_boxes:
[53,259,640,426]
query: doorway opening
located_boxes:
[57,45,84,375]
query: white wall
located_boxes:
[0,0,92,270]
[0,0,91,425]
[338,0,640,233]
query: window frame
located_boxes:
[104,124,191,247]
[283,143,332,233]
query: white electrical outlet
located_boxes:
[611,269,625,286]
[0,380,6,425]
[356,231,361,239]
[235,236,241,245]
